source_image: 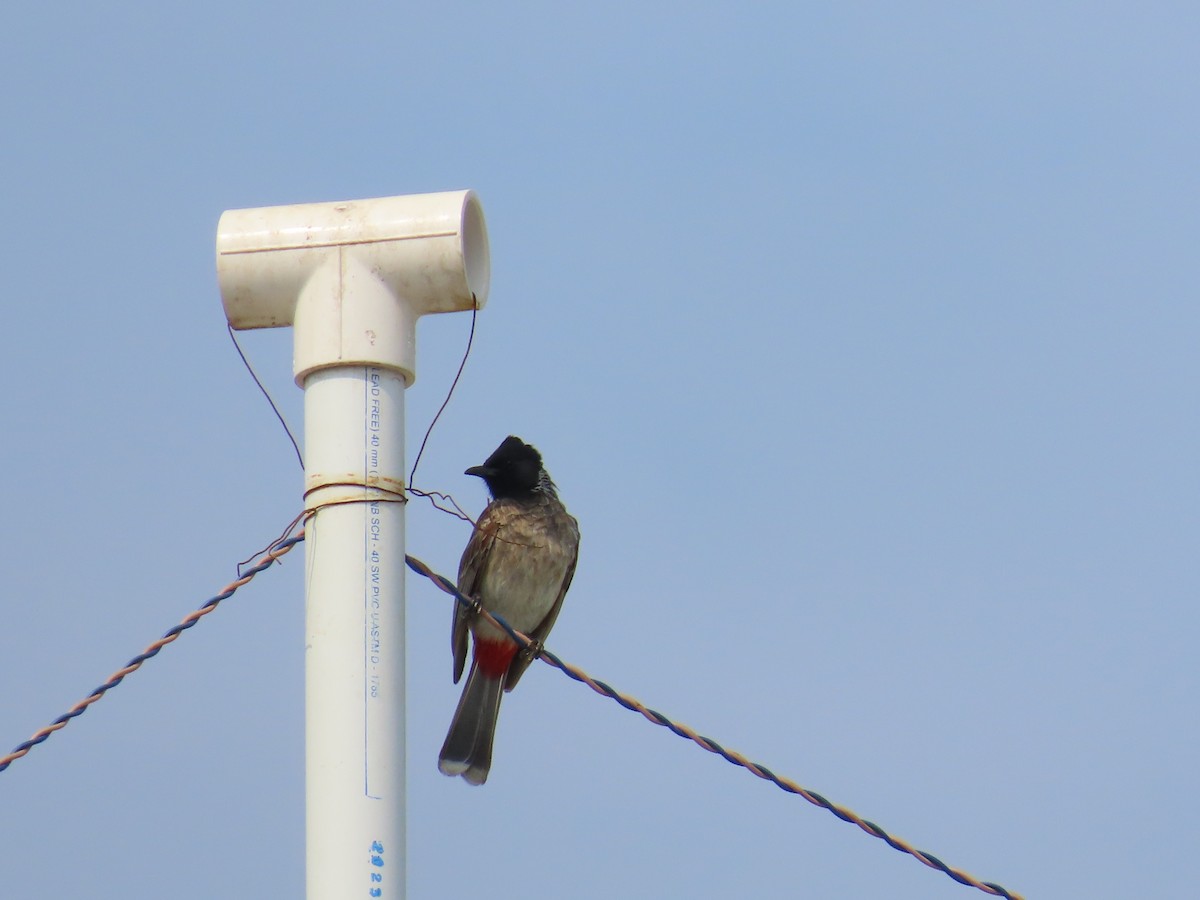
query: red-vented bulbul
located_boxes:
[438,436,581,785]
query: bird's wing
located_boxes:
[452,505,500,683]
[505,516,580,691]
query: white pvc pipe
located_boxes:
[215,190,489,900]
[304,367,407,899]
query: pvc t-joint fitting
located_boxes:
[216,190,490,385]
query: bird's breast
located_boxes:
[471,504,577,639]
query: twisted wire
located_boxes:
[404,554,1023,900]
[0,525,1022,900]
[0,533,303,774]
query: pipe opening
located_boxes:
[461,193,491,306]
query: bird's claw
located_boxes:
[519,638,544,662]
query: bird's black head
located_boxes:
[465,436,548,499]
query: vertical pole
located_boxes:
[215,189,489,900]
[304,367,407,898]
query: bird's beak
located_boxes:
[465,465,493,479]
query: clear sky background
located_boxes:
[2,4,1196,898]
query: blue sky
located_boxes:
[2,3,1197,897]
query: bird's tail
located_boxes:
[438,661,505,786]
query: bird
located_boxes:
[438,436,580,785]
